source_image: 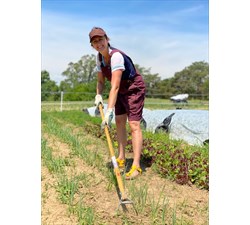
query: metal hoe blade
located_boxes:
[117,195,138,215]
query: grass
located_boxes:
[144,98,208,110]
[41,98,209,112]
[41,106,209,224]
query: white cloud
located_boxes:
[42,5,208,83]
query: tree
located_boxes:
[134,64,161,97]
[61,54,96,88]
[58,54,99,101]
[57,54,209,101]
[157,78,174,99]
[159,61,209,99]
[41,70,59,101]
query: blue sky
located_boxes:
[42,0,208,84]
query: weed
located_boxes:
[56,175,80,205]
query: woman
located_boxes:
[89,27,146,179]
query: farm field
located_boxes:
[41,108,209,225]
[41,98,209,112]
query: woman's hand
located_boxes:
[101,108,114,129]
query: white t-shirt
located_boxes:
[96,48,125,73]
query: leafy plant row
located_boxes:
[43,110,209,190]
[82,114,209,190]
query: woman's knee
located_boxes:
[129,120,141,132]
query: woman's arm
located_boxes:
[107,69,122,109]
[96,71,105,94]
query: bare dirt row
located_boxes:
[42,129,208,225]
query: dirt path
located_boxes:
[42,132,208,225]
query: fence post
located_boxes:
[60,91,63,112]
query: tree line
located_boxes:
[41,54,209,101]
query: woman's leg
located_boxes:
[115,114,127,160]
[128,120,142,168]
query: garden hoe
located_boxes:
[98,104,137,214]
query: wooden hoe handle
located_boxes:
[98,104,127,200]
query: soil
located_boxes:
[42,132,208,225]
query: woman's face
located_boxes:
[91,36,108,53]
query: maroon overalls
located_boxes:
[99,47,146,121]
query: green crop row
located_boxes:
[42,110,209,190]
[42,111,207,224]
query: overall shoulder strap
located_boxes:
[109,47,137,72]
[109,47,123,56]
